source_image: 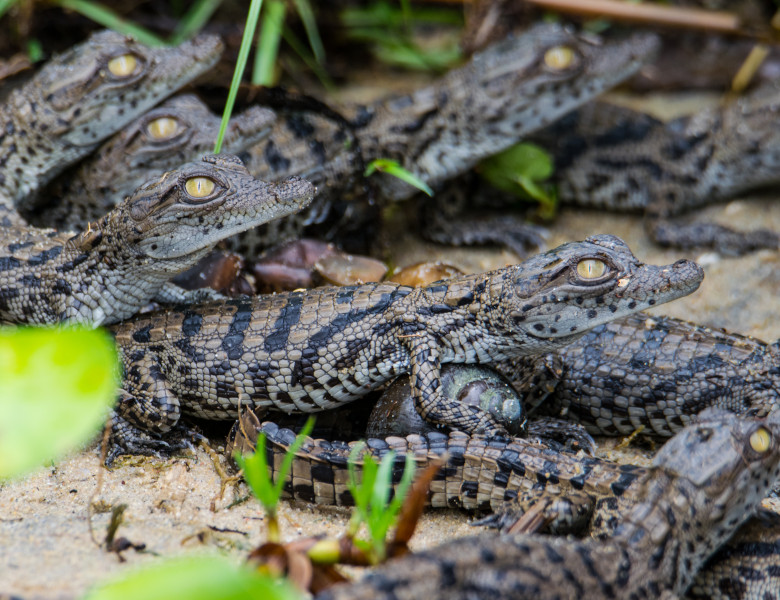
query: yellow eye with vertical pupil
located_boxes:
[146,117,180,140]
[107,54,138,77]
[185,177,216,198]
[544,46,575,70]
[750,427,772,453]
[576,259,607,280]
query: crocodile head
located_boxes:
[21,29,223,148]
[113,154,314,265]
[623,409,780,588]
[66,94,277,205]
[490,234,703,350]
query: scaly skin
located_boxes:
[497,312,780,438]
[257,418,780,598]
[34,25,658,254]
[108,234,702,456]
[0,29,222,224]
[0,155,314,325]
[313,411,780,600]
[346,25,658,202]
[532,92,780,254]
[32,94,278,230]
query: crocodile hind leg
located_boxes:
[477,488,597,535]
[108,353,193,462]
[419,178,547,257]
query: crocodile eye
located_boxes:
[750,427,772,453]
[184,177,216,199]
[544,46,576,70]
[576,259,607,280]
[107,54,139,78]
[146,117,181,140]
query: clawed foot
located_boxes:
[104,412,200,466]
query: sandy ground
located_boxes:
[2,191,780,598]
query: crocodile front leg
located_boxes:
[407,334,508,436]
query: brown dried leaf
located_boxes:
[315,252,388,286]
[390,455,446,552]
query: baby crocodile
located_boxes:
[33,94,278,229]
[314,410,780,600]
[499,312,780,438]
[0,155,313,325]
[533,92,780,254]
[109,234,702,456]
[37,25,658,254]
[0,29,222,226]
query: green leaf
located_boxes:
[253,0,286,86]
[83,555,301,600]
[364,159,433,197]
[477,142,558,216]
[214,0,264,154]
[0,327,118,479]
[51,0,166,47]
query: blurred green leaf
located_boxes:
[26,38,44,62]
[0,0,18,20]
[341,1,462,72]
[365,159,433,197]
[0,326,118,479]
[83,555,301,600]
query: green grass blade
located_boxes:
[253,0,286,86]
[52,0,166,46]
[272,416,315,498]
[291,0,325,64]
[213,0,264,154]
[281,26,335,90]
[364,159,433,197]
[169,0,223,45]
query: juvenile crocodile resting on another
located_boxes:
[108,234,702,457]
[36,25,658,255]
[0,155,314,325]
[0,29,223,227]
[30,94,279,229]
[497,312,780,438]
[531,93,780,254]
[307,410,780,600]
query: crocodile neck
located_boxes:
[0,90,89,210]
